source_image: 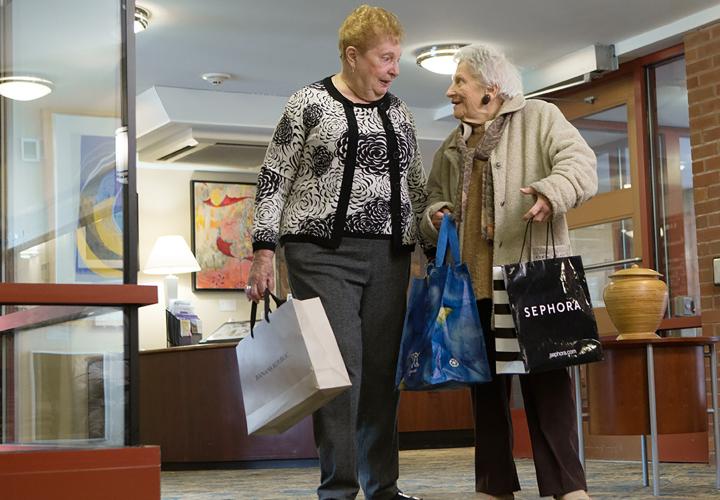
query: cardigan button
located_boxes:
[393,152,400,160]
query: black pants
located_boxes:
[472,299,587,497]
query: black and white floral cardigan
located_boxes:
[252,77,427,253]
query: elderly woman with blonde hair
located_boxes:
[421,44,597,500]
[247,5,426,500]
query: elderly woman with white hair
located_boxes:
[420,44,598,500]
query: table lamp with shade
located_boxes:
[144,234,201,307]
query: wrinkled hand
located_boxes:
[246,249,275,302]
[431,208,452,230]
[520,187,553,222]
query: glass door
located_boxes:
[555,75,646,335]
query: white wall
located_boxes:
[137,164,257,350]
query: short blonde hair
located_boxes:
[338,5,404,60]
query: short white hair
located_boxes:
[455,44,523,98]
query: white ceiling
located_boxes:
[4,0,717,170]
[135,0,720,110]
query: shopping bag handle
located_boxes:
[249,289,285,337]
[517,219,556,262]
[435,215,461,266]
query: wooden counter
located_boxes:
[139,342,317,464]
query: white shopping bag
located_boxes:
[236,295,351,435]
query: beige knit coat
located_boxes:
[421,95,598,266]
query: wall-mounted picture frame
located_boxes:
[51,113,124,284]
[191,180,256,291]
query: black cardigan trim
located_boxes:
[377,103,403,251]
[332,100,359,247]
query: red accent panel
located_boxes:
[0,446,160,500]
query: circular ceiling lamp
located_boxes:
[0,76,53,101]
[416,44,468,75]
[134,5,151,33]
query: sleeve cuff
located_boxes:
[252,241,277,252]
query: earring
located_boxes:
[481,94,491,105]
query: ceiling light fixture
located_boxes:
[0,76,53,101]
[416,44,468,75]
[134,5,151,33]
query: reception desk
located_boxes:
[139,342,476,465]
[139,342,317,465]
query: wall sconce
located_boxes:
[144,235,200,307]
[134,5,151,33]
[416,44,467,75]
[0,76,53,101]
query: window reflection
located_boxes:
[7,307,126,447]
[2,0,124,285]
[649,57,699,317]
[569,219,634,306]
[572,105,631,194]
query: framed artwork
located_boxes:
[200,320,252,344]
[51,113,123,283]
[191,180,256,291]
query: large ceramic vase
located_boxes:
[603,265,668,340]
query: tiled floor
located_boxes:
[161,447,720,499]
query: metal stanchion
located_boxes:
[572,365,585,468]
[646,344,660,496]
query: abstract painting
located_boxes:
[191,180,255,290]
[76,134,123,281]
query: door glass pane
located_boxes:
[3,307,126,446]
[1,0,124,284]
[569,219,634,306]
[571,105,631,194]
[649,57,699,317]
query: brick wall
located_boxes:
[685,20,720,464]
[686,23,720,333]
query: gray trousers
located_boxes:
[284,239,411,500]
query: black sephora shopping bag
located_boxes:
[502,221,602,373]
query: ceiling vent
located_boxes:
[138,127,267,168]
[522,44,618,98]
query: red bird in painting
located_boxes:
[216,236,234,257]
[203,195,251,208]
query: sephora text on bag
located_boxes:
[502,221,602,373]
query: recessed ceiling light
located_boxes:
[0,76,53,101]
[134,5,151,33]
[416,44,468,75]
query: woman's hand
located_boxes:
[431,208,452,230]
[520,187,553,222]
[245,249,275,302]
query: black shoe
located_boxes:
[393,493,422,500]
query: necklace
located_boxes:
[336,74,371,104]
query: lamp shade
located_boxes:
[144,235,200,275]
